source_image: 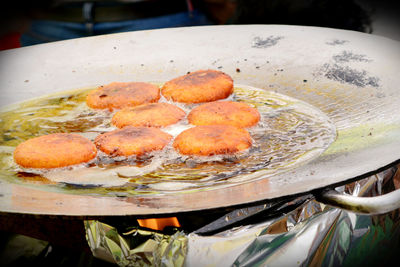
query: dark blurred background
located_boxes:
[0,0,399,50]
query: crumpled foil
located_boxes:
[84,164,400,266]
[85,221,187,267]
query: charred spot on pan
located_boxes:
[316,63,380,87]
[326,39,349,46]
[252,36,283,48]
[333,51,372,63]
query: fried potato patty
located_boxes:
[95,126,172,157]
[86,82,160,110]
[13,133,97,169]
[188,101,260,128]
[161,70,233,103]
[173,125,252,156]
[112,103,186,128]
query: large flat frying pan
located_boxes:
[1,25,400,217]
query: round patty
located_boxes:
[188,101,260,128]
[94,126,173,157]
[13,133,97,169]
[161,70,233,103]
[86,82,160,110]
[112,103,186,128]
[173,125,252,156]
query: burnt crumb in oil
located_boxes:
[2,134,15,142]
[236,68,241,73]
[110,147,121,157]
[303,79,308,83]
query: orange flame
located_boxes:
[137,217,181,231]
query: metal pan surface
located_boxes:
[0,25,399,216]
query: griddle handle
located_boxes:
[316,188,400,215]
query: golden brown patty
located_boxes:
[13,133,97,169]
[173,125,252,156]
[112,103,186,128]
[86,82,160,110]
[161,70,234,103]
[188,101,260,128]
[95,127,172,157]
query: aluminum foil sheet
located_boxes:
[84,164,400,266]
[85,221,187,266]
